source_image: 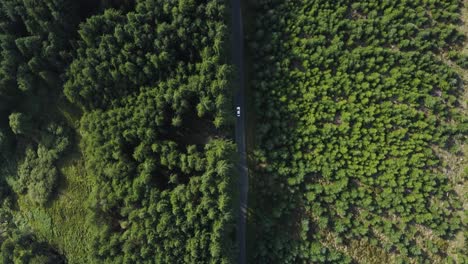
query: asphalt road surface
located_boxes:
[230,0,248,263]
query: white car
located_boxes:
[236,106,241,117]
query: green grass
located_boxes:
[15,147,93,263]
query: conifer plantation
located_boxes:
[248,0,467,263]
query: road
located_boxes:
[230,0,248,263]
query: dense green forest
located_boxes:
[0,0,467,263]
[248,0,467,263]
[0,0,83,261]
[0,0,237,262]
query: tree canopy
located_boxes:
[249,0,467,262]
[64,0,237,262]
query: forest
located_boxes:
[248,0,467,263]
[0,0,237,263]
[0,0,466,263]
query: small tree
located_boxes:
[8,112,33,135]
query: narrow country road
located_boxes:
[230,0,247,263]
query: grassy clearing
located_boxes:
[448,2,468,259]
[15,96,94,263]
[435,1,468,261]
[15,144,93,263]
[321,231,399,264]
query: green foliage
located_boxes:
[16,147,58,206]
[0,207,64,264]
[0,0,82,146]
[8,112,33,136]
[0,230,64,264]
[0,0,79,193]
[448,50,468,69]
[65,0,231,123]
[63,0,237,262]
[0,0,79,97]
[13,123,67,202]
[0,0,86,260]
[13,122,69,205]
[249,0,466,262]
[0,0,237,262]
